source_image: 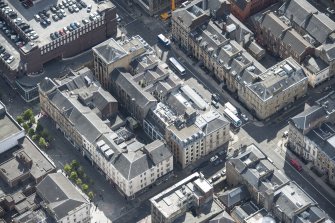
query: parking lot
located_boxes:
[0,26,20,69]
[6,0,103,46]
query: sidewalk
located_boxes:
[280,144,335,200]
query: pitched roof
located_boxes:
[290,105,326,131]
[112,69,157,109]
[281,0,335,43]
[93,38,128,63]
[209,211,235,223]
[259,12,286,37]
[36,173,89,220]
[219,185,250,208]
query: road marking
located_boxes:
[124,19,137,27]
[270,149,335,209]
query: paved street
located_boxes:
[1,0,335,221]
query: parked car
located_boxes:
[210,155,219,163]
[6,55,14,64]
[241,113,248,122]
[327,7,335,15]
[211,100,219,109]
[290,159,302,172]
[34,14,41,21]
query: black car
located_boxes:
[54,32,60,38]
[50,32,56,40]
[20,24,30,30]
[76,2,82,10]
[0,48,5,54]
[40,20,48,27]
[8,12,17,19]
[57,12,63,18]
[0,3,8,8]
[22,2,29,8]
[50,6,57,13]
[80,1,87,8]
[23,28,33,33]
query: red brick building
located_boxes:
[228,0,278,21]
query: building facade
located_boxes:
[238,58,308,120]
[226,144,331,223]
[0,101,25,154]
[228,0,278,21]
[253,11,314,63]
[20,1,117,74]
[150,172,221,223]
[38,67,173,199]
[288,94,335,186]
[36,173,91,223]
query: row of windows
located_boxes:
[41,19,105,55]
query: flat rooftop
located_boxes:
[151,173,213,219]
[0,137,55,183]
[0,113,22,141]
[6,0,111,47]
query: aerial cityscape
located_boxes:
[0,0,334,222]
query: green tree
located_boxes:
[36,122,43,133]
[70,160,79,170]
[23,109,33,121]
[28,128,35,137]
[29,116,35,125]
[64,164,72,174]
[16,116,24,125]
[41,130,49,140]
[22,123,29,131]
[70,171,78,181]
[38,137,48,149]
[88,191,94,200]
[81,184,89,192]
[76,178,82,186]
[32,135,39,142]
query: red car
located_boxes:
[290,159,302,172]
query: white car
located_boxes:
[87,5,92,13]
[6,56,14,64]
[241,113,248,122]
[210,155,219,162]
[327,7,335,15]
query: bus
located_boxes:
[169,57,186,75]
[157,34,170,47]
[224,102,238,116]
[224,108,242,127]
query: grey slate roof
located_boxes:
[219,185,250,209]
[145,140,172,165]
[93,38,127,63]
[209,211,235,223]
[36,173,89,220]
[281,0,335,43]
[282,30,312,56]
[322,43,335,62]
[172,0,210,30]
[259,12,286,37]
[112,69,157,109]
[306,123,335,162]
[281,0,317,26]
[290,105,326,131]
[248,58,307,101]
